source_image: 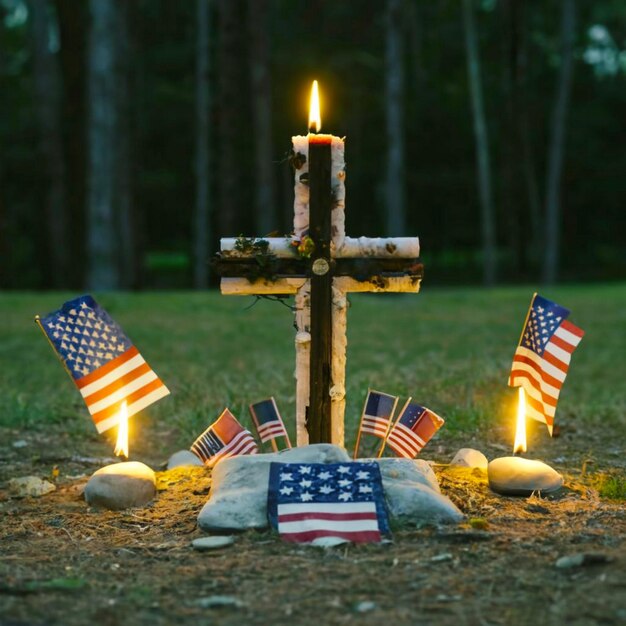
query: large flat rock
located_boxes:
[197,445,462,532]
[198,444,350,531]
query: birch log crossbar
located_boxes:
[214,135,422,447]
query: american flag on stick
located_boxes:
[37,295,169,434]
[190,408,258,467]
[508,293,584,435]
[353,390,398,459]
[249,397,291,450]
[267,462,390,544]
[385,400,445,459]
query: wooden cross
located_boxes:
[214,135,422,447]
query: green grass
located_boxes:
[1,284,624,452]
[591,471,626,501]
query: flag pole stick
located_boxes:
[380,397,411,458]
[376,395,399,458]
[34,315,75,382]
[352,390,370,459]
[273,396,292,449]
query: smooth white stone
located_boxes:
[450,448,489,470]
[84,461,156,510]
[8,476,56,498]
[310,536,350,548]
[488,456,563,496]
[191,536,235,551]
[167,450,204,470]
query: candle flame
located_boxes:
[114,401,129,459]
[513,387,527,454]
[308,80,321,133]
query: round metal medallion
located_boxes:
[311,258,330,276]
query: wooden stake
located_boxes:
[380,397,412,458]
[307,135,332,444]
[352,389,371,459]
[376,394,399,458]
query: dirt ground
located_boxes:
[1,421,624,626]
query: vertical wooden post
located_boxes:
[307,135,332,443]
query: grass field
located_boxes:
[1,284,624,457]
[1,285,625,626]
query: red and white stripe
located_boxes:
[509,320,584,434]
[207,430,258,468]
[360,415,391,439]
[277,502,381,543]
[76,346,169,433]
[386,422,425,459]
[257,421,288,443]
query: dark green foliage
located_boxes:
[1,1,626,288]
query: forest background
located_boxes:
[1,0,624,291]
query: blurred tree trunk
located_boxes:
[406,0,426,88]
[543,0,576,285]
[517,1,542,265]
[54,0,87,288]
[194,0,211,289]
[248,0,274,236]
[115,1,135,289]
[216,0,247,237]
[0,2,8,287]
[385,0,406,236]
[29,0,68,288]
[462,0,496,286]
[87,0,121,290]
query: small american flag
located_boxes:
[509,293,584,434]
[191,408,258,467]
[267,462,390,544]
[385,401,445,458]
[249,398,291,447]
[359,390,398,440]
[39,295,169,433]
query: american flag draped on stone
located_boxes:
[39,295,169,433]
[267,462,390,544]
[509,293,584,434]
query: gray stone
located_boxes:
[167,450,204,470]
[195,595,244,609]
[8,476,56,498]
[198,444,350,531]
[555,553,612,569]
[450,448,488,470]
[191,536,235,551]
[198,445,463,533]
[355,601,376,613]
[84,461,156,510]
[488,456,563,496]
[369,457,440,493]
[12,440,28,449]
[382,479,463,524]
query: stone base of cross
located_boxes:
[214,136,422,447]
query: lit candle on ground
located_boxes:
[114,400,129,460]
[488,388,563,496]
[83,402,157,510]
